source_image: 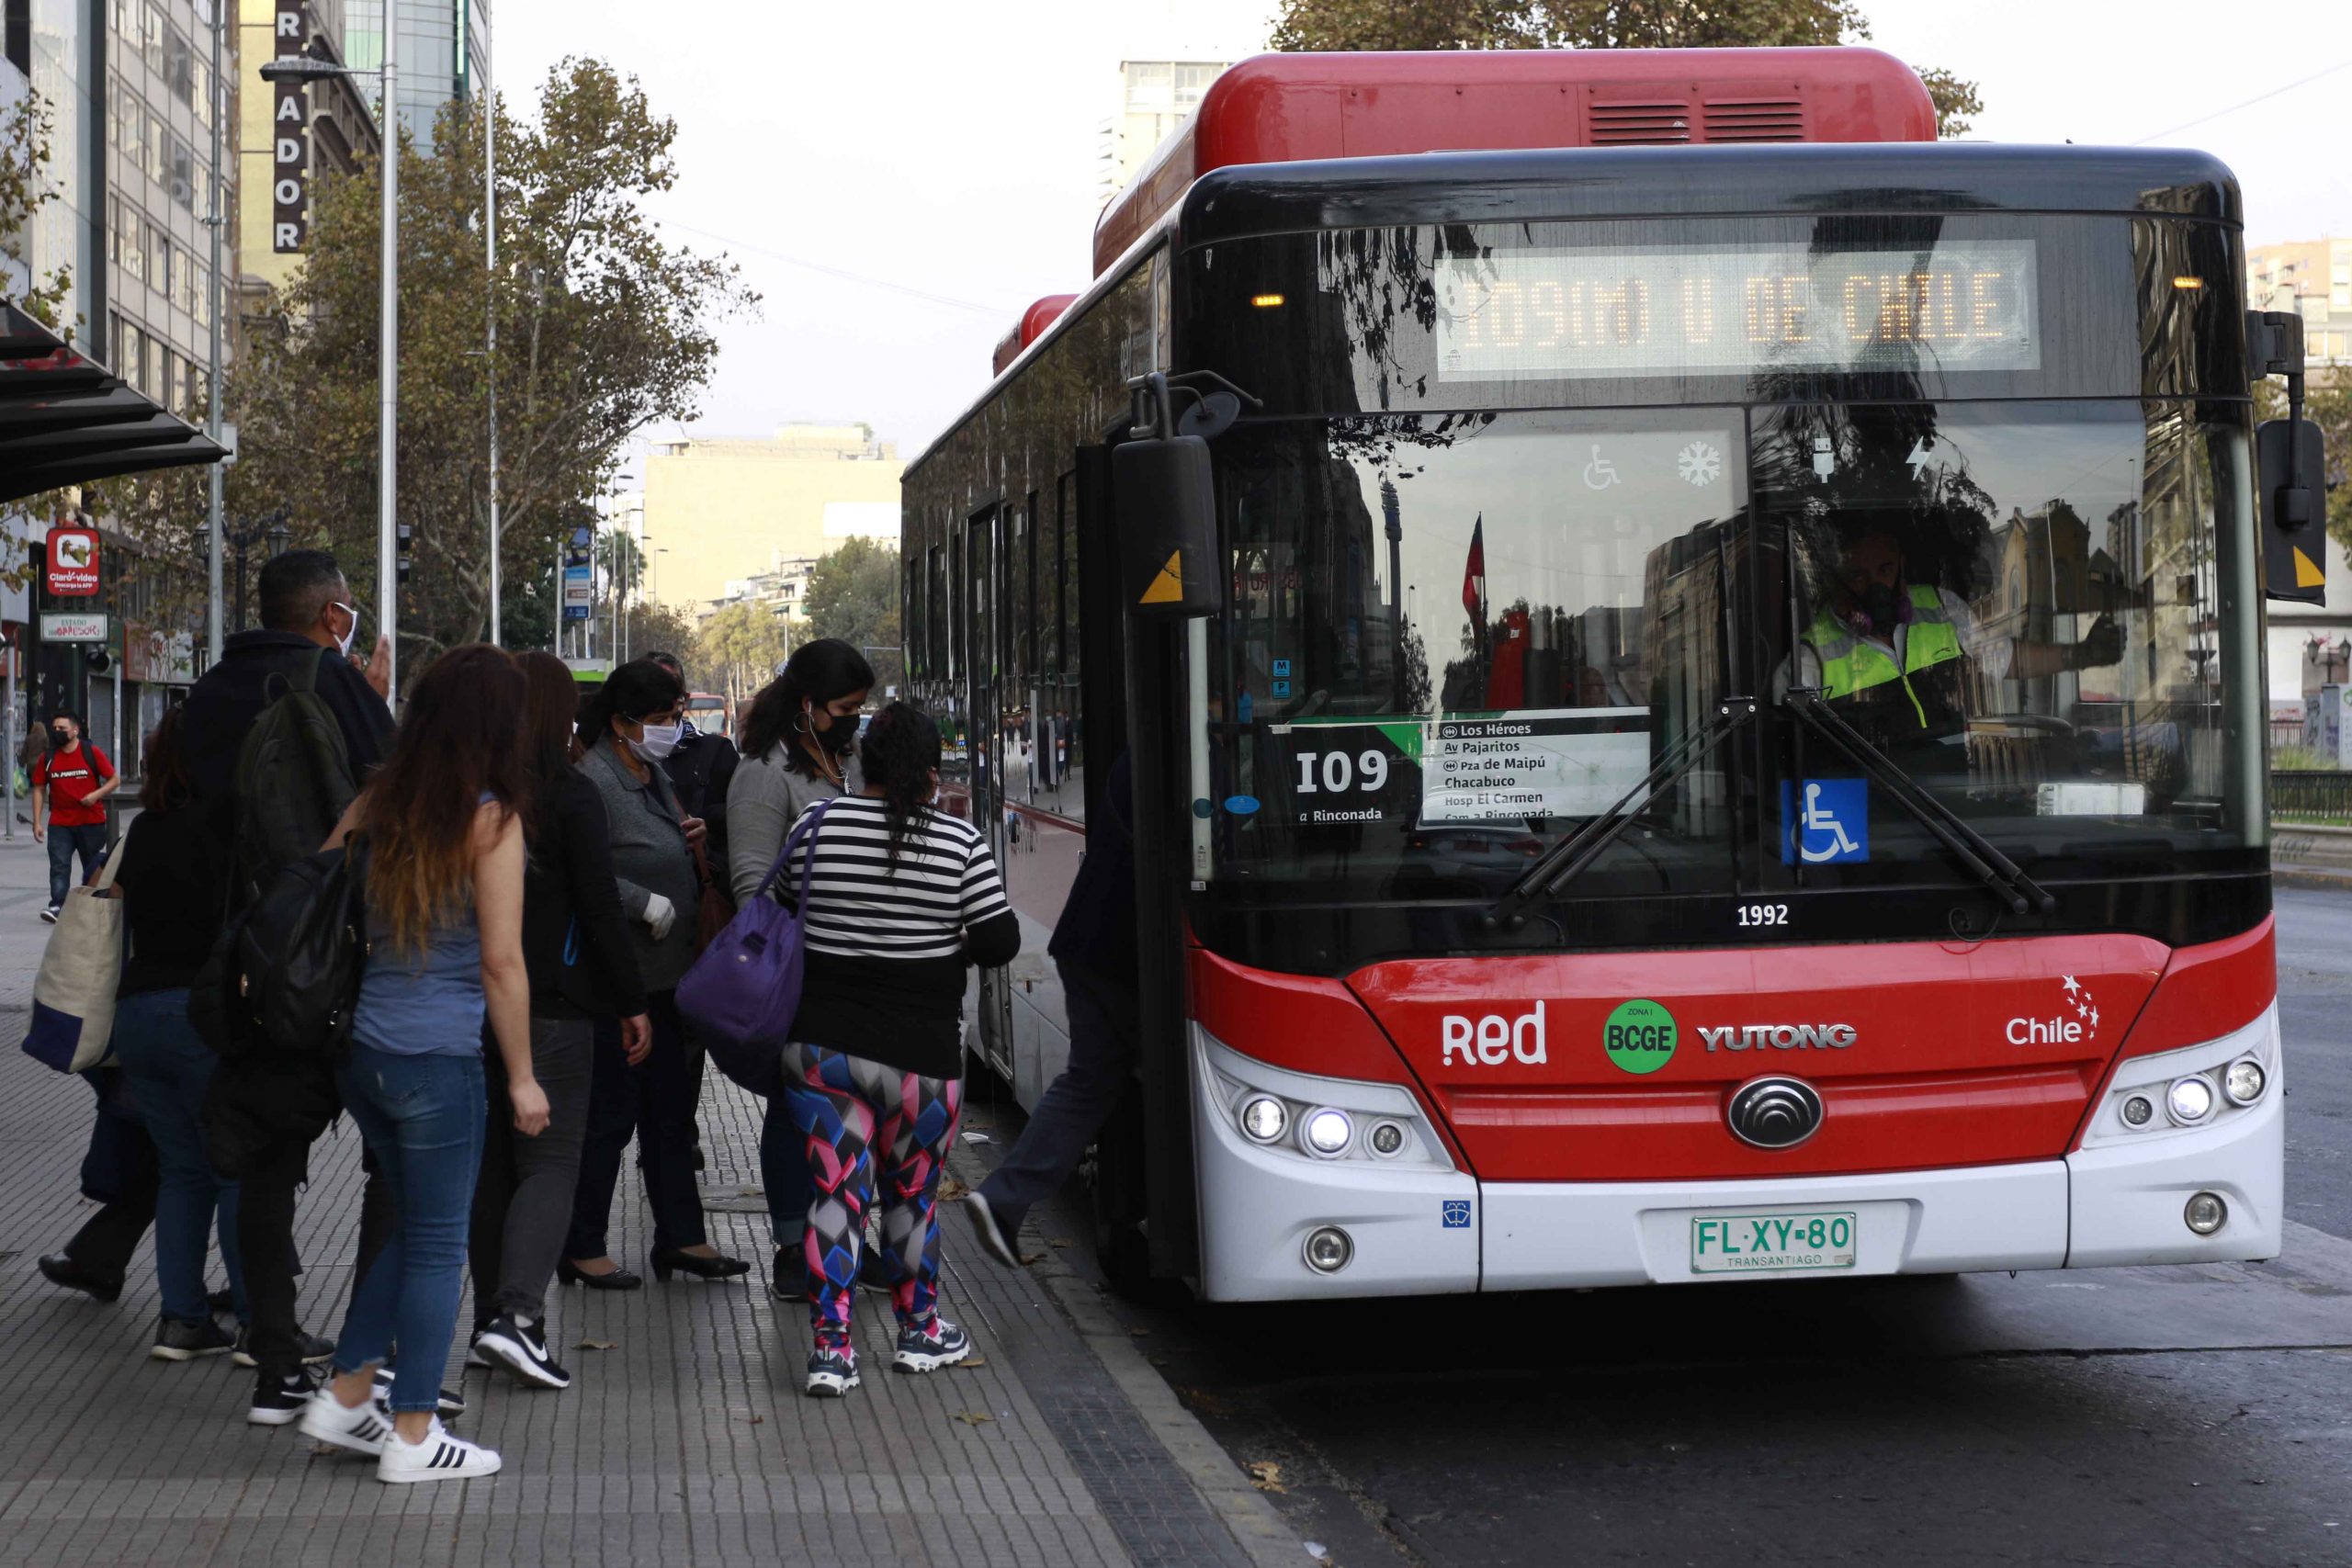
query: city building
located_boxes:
[2246,238,2352,366]
[234,0,379,310]
[1102,58,1227,197]
[639,422,902,612]
[341,0,483,152]
[6,1,101,335]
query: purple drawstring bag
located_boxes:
[679,800,831,1098]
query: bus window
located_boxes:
[1211,408,1747,899]
[1758,398,2261,887]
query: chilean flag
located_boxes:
[1462,515,1487,624]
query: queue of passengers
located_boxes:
[29,547,1018,1484]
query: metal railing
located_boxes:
[2274,771,2352,818]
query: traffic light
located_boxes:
[397,521,413,586]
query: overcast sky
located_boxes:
[499,0,2352,468]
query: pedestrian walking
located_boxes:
[563,659,748,1287]
[775,701,1019,1397]
[106,709,255,1362]
[296,644,548,1484]
[965,754,1136,1269]
[35,1069,159,1304]
[467,653,651,1391]
[724,638,872,1294]
[184,547,402,1427]
[31,710,117,922]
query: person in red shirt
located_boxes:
[32,709,118,921]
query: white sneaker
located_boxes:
[297,1387,393,1457]
[376,1417,502,1484]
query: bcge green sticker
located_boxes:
[1604,998,1677,1074]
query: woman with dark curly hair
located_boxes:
[775,701,1019,1396]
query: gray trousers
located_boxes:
[977,959,1139,1234]
[469,1016,594,1324]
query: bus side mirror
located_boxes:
[2258,416,2327,605]
[1114,432,1222,618]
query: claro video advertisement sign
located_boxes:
[45,526,99,597]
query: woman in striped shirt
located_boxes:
[779,702,1019,1397]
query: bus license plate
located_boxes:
[1690,1211,1859,1274]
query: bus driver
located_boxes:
[1781,515,2122,750]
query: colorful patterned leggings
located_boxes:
[777,1043,963,1344]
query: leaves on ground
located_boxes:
[953,1356,989,1371]
[952,1411,994,1427]
[937,1178,970,1201]
[577,1338,617,1351]
[1246,1460,1287,1493]
[1019,1253,1046,1266]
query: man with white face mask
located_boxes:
[181,549,395,802]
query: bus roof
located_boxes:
[992,295,1081,376]
[1093,47,1937,276]
[1174,141,2244,249]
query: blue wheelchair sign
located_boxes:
[1780,778,1869,864]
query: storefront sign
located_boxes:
[40,612,107,644]
[273,0,311,252]
[45,526,99,596]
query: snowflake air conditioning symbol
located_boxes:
[2062,974,2100,1034]
[1676,440,1722,488]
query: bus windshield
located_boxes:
[1203,399,2263,908]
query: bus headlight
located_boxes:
[1239,1097,1288,1144]
[2222,1058,2267,1107]
[1302,1108,1352,1157]
[2165,1076,2216,1126]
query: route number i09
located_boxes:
[1295,749,1391,795]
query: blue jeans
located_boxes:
[762,1093,813,1248]
[45,821,107,908]
[330,1043,486,1414]
[112,988,245,1325]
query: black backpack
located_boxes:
[192,838,373,1058]
[231,648,360,904]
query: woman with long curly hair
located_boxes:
[775,701,1019,1397]
[297,645,548,1483]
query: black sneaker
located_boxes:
[151,1315,235,1361]
[891,1315,973,1373]
[207,1286,235,1315]
[769,1246,798,1303]
[474,1314,571,1391]
[247,1367,317,1427]
[40,906,59,924]
[232,1325,335,1369]
[37,1253,123,1303]
[372,1364,467,1417]
[804,1343,859,1398]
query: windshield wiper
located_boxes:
[1484,696,1757,931]
[1781,688,2056,916]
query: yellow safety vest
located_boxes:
[1805,585,1964,729]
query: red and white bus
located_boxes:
[905,49,2315,1298]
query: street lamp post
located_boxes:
[261,5,399,691]
[204,0,226,666]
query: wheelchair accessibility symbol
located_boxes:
[1780,778,1869,865]
[1442,1201,1473,1229]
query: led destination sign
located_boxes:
[1434,241,2040,381]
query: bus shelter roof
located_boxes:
[0,299,225,504]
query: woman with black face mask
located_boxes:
[725,638,875,1295]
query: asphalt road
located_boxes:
[1027,888,2352,1568]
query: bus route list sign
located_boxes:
[1271,708,1652,826]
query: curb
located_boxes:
[2274,865,2352,891]
[1035,1262,1307,1568]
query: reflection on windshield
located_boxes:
[1215,410,1747,897]
[1758,400,2259,882]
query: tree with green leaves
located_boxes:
[0,85,74,329]
[1269,0,1982,135]
[114,58,757,678]
[804,537,903,692]
[694,599,790,707]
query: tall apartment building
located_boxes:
[1102,58,1227,197]
[639,423,903,613]
[6,0,103,333]
[341,0,483,152]
[235,0,378,310]
[2246,237,2352,366]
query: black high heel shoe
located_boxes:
[650,1247,751,1282]
[559,1258,644,1291]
